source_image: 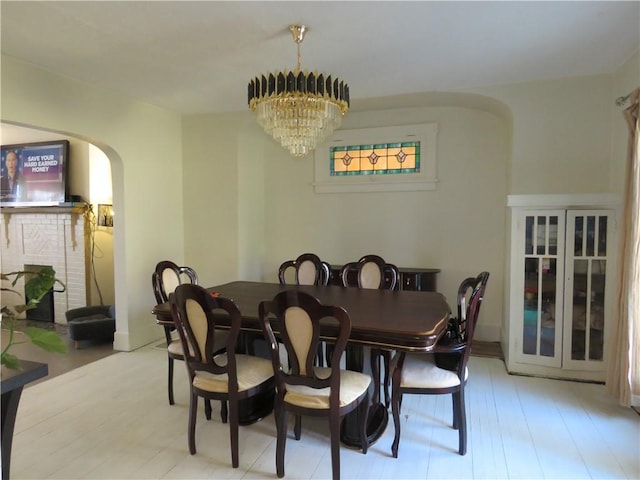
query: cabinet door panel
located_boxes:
[513,210,565,368]
[562,210,614,371]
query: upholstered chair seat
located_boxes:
[166,338,183,357]
[284,366,371,409]
[398,355,469,390]
[192,354,274,393]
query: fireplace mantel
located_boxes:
[1,202,88,215]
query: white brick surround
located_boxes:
[1,206,89,324]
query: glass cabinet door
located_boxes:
[562,210,613,371]
[517,211,565,368]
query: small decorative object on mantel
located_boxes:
[1,266,67,370]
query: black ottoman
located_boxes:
[65,305,115,348]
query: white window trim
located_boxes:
[313,123,438,193]
[507,193,621,208]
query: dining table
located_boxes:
[152,280,451,447]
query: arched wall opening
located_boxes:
[1,121,118,338]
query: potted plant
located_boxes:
[1,266,67,369]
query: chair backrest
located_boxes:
[340,254,399,290]
[278,253,331,286]
[259,290,352,409]
[153,260,198,304]
[455,271,490,365]
[434,272,489,374]
[171,283,241,392]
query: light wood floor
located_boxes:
[9,344,639,480]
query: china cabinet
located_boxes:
[506,195,618,381]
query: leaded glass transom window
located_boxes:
[330,142,420,176]
[314,123,438,193]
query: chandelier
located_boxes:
[248,25,350,157]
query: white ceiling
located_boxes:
[1,1,639,116]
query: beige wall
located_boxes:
[471,74,615,194]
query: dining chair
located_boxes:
[278,253,332,366]
[339,254,399,407]
[390,271,490,457]
[171,283,275,468]
[152,260,198,406]
[259,290,371,480]
[278,252,331,287]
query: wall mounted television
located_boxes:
[0,140,69,206]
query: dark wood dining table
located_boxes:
[152,281,451,446]
[1,360,48,480]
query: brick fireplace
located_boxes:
[1,205,90,324]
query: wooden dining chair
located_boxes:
[259,290,371,480]
[390,271,490,457]
[278,253,331,287]
[278,253,332,365]
[171,284,275,468]
[152,260,198,406]
[340,254,399,407]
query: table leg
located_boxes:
[2,386,24,480]
[340,344,388,448]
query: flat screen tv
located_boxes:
[0,140,69,206]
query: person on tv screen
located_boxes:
[1,149,27,201]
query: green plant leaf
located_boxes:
[1,351,22,369]
[25,327,68,353]
[2,268,68,369]
[24,267,57,304]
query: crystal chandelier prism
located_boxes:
[248,25,349,158]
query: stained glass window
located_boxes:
[330,142,420,176]
[314,123,437,193]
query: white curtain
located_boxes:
[606,87,640,407]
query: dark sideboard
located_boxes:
[329,265,440,292]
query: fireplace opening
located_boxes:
[26,288,54,322]
[23,264,57,322]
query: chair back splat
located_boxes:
[391,271,489,458]
[259,290,371,480]
[172,284,274,468]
